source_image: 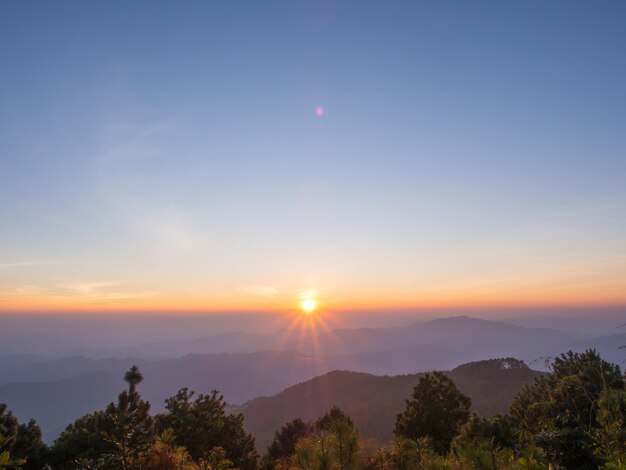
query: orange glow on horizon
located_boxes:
[1,269,626,314]
[3,253,626,315]
[1,287,626,314]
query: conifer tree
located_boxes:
[394,371,471,455]
[155,388,258,470]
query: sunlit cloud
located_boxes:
[55,281,157,303]
[57,281,117,295]
[2,284,51,296]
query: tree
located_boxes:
[394,371,471,455]
[453,415,520,470]
[314,407,359,470]
[0,404,47,469]
[509,349,625,470]
[124,365,144,407]
[50,366,153,469]
[596,388,626,466]
[0,434,26,470]
[155,388,258,470]
[314,407,354,433]
[455,413,516,450]
[263,418,312,469]
[140,428,197,470]
[99,366,153,469]
[99,406,153,470]
[288,407,360,470]
[11,419,48,469]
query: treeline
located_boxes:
[0,366,256,470]
[261,351,626,470]
[1,349,625,469]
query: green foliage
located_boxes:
[203,447,235,470]
[0,406,18,451]
[596,388,626,466]
[509,349,625,469]
[453,440,510,470]
[51,409,114,467]
[50,366,255,469]
[12,419,47,469]
[395,372,471,455]
[450,414,522,470]
[314,407,355,433]
[316,407,359,470]
[140,428,198,470]
[514,445,548,470]
[455,414,516,450]
[288,407,360,470]
[0,435,26,470]
[155,388,258,470]
[388,436,448,470]
[263,418,312,469]
[50,365,154,469]
[0,404,47,469]
[98,407,153,469]
[601,464,626,470]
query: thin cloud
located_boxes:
[98,121,172,162]
[57,282,117,295]
[241,286,280,297]
[0,261,50,269]
[56,281,156,300]
[94,121,210,255]
[0,281,157,306]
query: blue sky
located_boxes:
[1,1,625,311]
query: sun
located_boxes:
[299,298,318,314]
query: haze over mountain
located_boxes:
[0,350,326,441]
[2,309,623,358]
[0,354,543,447]
[0,313,623,445]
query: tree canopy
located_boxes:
[395,371,471,454]
[509,349,625,469]
[155,388,258,470]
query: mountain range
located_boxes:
[0,315,623,444]
[240,358,543,450]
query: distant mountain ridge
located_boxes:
[240,358,543,450]
[52,315,576,361]
[1,315,621,444]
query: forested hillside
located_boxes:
[242,358,542,449]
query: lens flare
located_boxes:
[315,106,324,117]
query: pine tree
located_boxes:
[394,371,471,455]
[155,388,258,470]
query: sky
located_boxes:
[1,1,625,313]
